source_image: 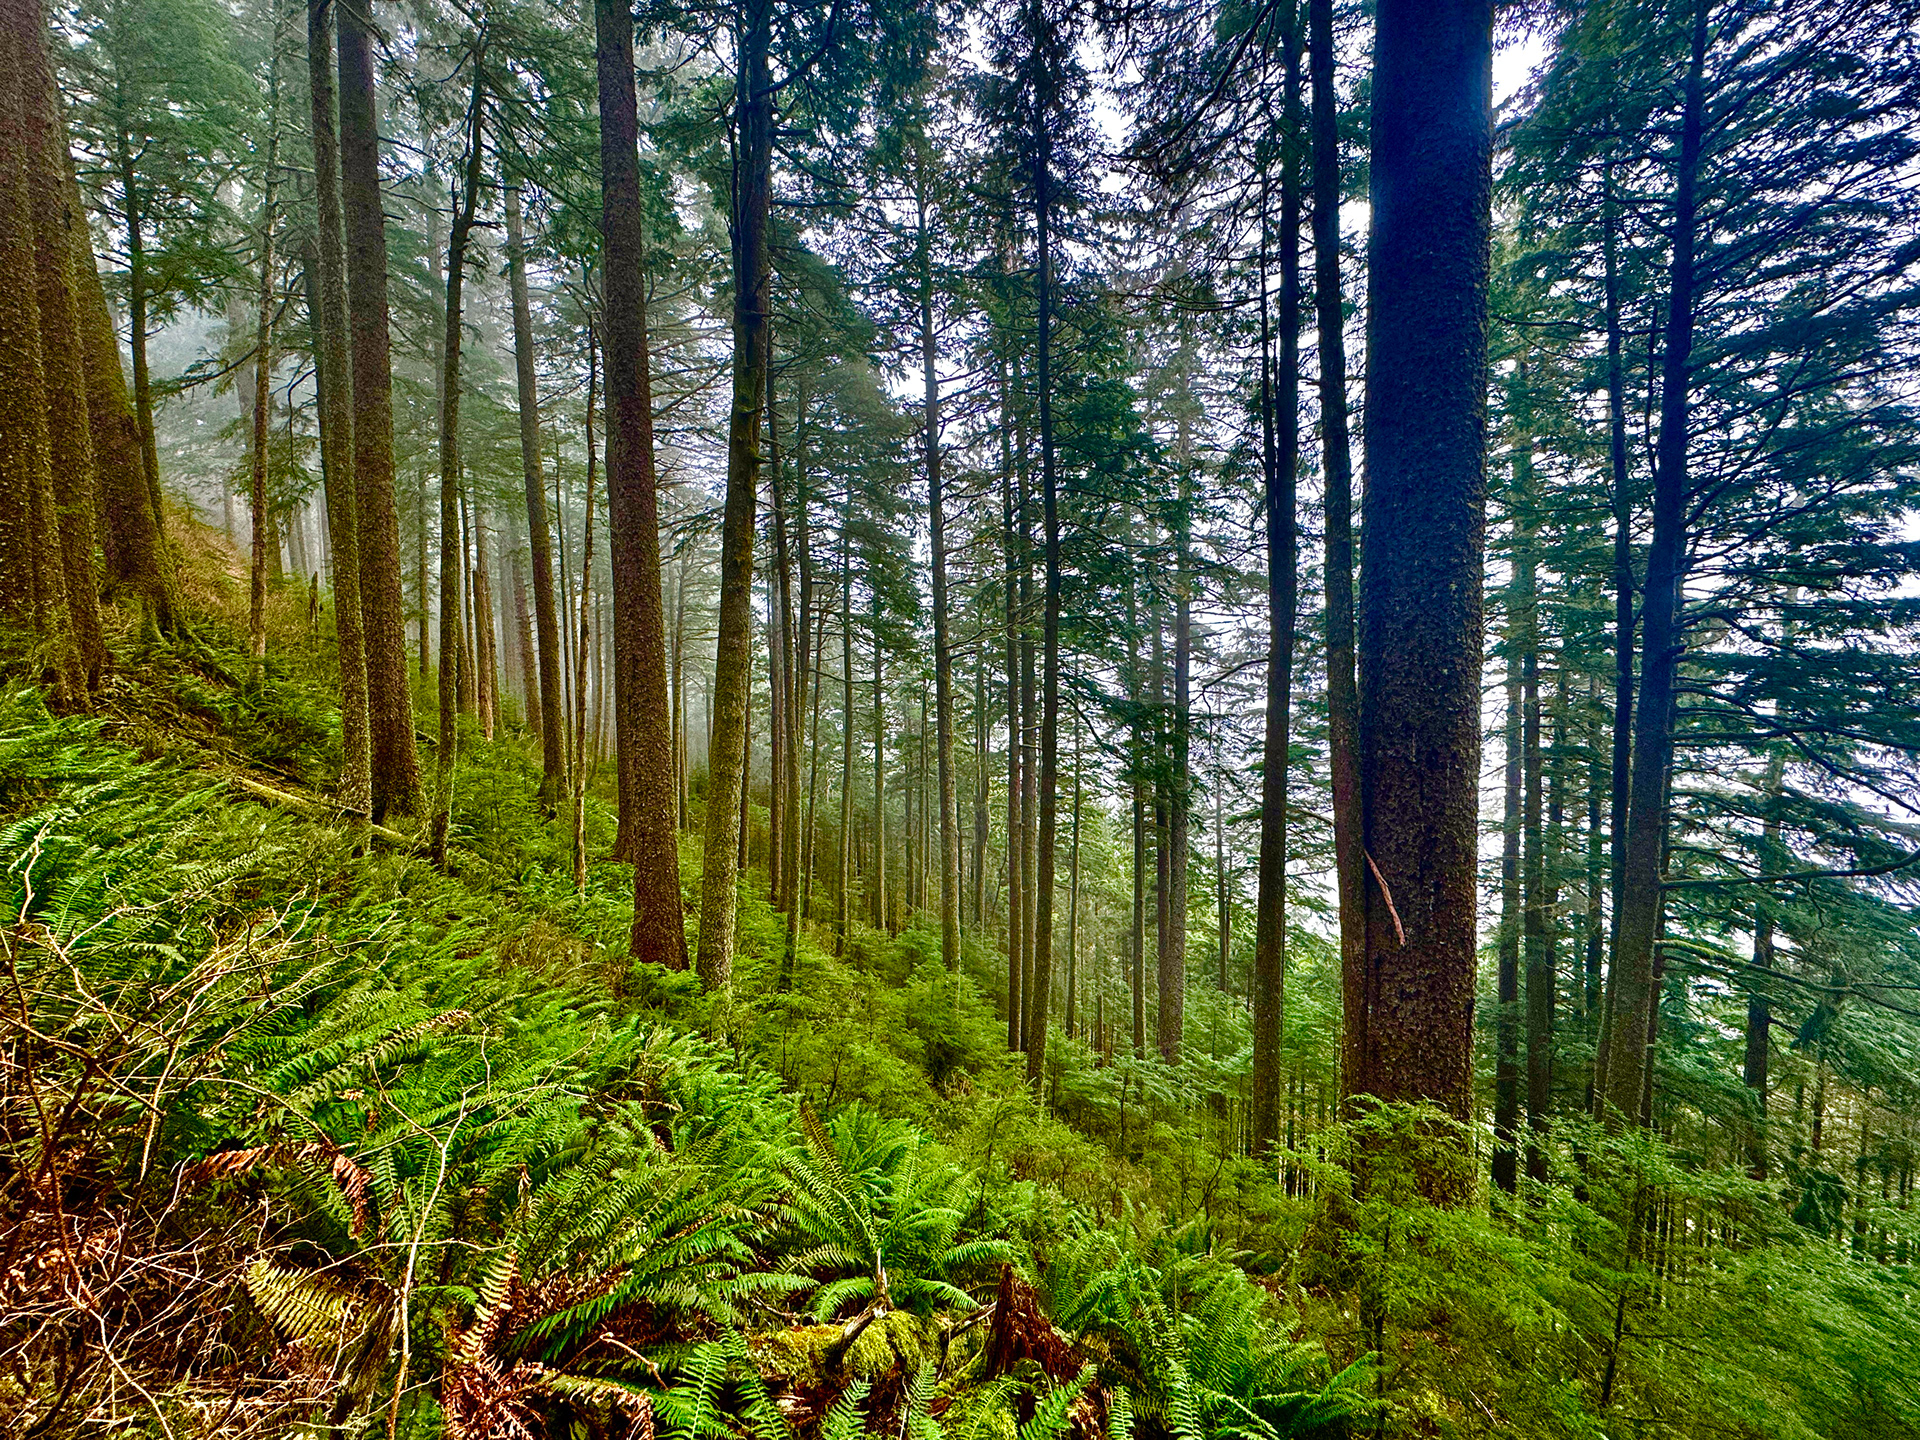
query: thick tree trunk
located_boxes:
[429,74,484,867]
[1598,0,1707,1127]
[305,0,368,824]
[1,0,84,703]
[0,33,60,641]
[506,184,566,802]
[597,0,688,974]
[1351,0,1492,1156]
[15,0,102,695]
[339,0,421,818]
[695,0,771,993]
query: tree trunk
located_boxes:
[1311,0,1364,1101]
[870,615,887,933]
[1253,30,1301,1148]
[838,523,855,955]
[429,71,484,867]
[510,527,536,730]
[1493,654,1523,1195]
[597,0,689,975]
[339,0,421,818]
[15,0,102,695]
[506,184,567,803]
[305,0,368,825]
[1003,382,1025,1049]
[1066,735,1081,1038]
[0,0,83,704]
[1601,158,1636,1023]
[115,128,164,538]
[918,161,962,980]
[1351,0,1492,1157]
[1128,574,1147,1056]
[71,144,171,631]
[472,495,498,739]
[1598,0,1707,1128]
[1744,747,1787,1174]
[1026,79,1062,1088]
[247,34,282,667]
[1528,666,1562,1185]
[695,0,771,994]
[572,336,599,893]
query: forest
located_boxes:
[2,0,1918,1434]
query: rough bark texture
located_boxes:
[1352,0,1492,1149]
[306,0,368,824]
[694,0,771,994]
[0,0,74,701]
[596,0,688,973]
[339,0,421,819]
[16,0,103,693]
[1598,1,1707,1128]
[505,184,567,803]
[70,146,170,632]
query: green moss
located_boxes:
[751,1325,845,1389]
[937,1381,1020,1440]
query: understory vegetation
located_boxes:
[4,587,1915,1440]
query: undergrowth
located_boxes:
[1,602,1914,1440]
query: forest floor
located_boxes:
[1,549,1915,1440]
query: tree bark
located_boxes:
[14,0,101,695]
[1003,371,1025,1049]
[1252,24,1301,1150]
[695,0,771,994]
[429,70,485,867]
[305,0,368,825]
[1026,72,1062,1087]
[597,0,689,974]
[917,156,962,980]
[339,0,421,818]
[572,335,599,893]
[1352,0,1492,1157]
[0,0,85,706]
[1528,667,1562,1185]
[505,184,567,802]
[1493,652,1523,1195]
[246,33,282,667]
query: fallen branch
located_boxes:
[226,774,411,848]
